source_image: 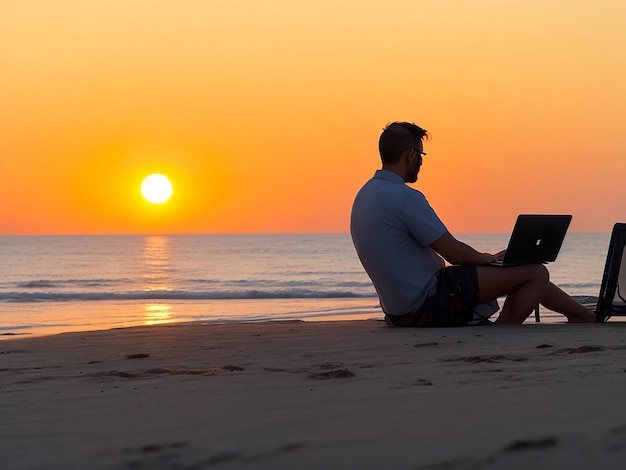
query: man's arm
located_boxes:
[430,231,501,266]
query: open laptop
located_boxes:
[490,214,572,267]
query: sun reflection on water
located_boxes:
[142,235,173,291]
[142,236,176,325]
[144,303,174,325]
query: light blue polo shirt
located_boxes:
[350,169,447,315]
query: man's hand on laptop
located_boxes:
[493,250,506,263]
[484,250,506,264]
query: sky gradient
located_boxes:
[1,0,624,235]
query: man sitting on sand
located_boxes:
[350,121,595,326]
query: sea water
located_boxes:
[0,233,610,338]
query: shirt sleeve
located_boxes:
[401,190,447,247]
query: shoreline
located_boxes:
[3,296,600,341]
[0,298,383,340]
[2,320,626,469]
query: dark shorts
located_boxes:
[385,265,480,327]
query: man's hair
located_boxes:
[378,122,429,165]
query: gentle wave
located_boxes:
[1,289,377,303]
[17,280,57,288]
[15,278,134,289]
[12,278,373,288]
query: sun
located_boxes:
[141,174,173,204]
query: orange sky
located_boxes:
[1,0,624,235]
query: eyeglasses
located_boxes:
[410,148,426,158]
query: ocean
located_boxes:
[0,233,610,338]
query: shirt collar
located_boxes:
[373,169,405,184]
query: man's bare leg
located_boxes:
[476,265,595,324]
[476,265,550,324]
[539,283,595,322]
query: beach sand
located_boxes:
[2,320,626,469]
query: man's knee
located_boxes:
[527,264,549,286]
[508,264,549,290]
